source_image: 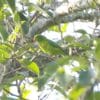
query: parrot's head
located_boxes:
[34,35,46,42]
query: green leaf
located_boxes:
[72,56,89,71]
[8,33,18,43]
[0,9,5,21]
[14,11,21,23]
[38,56,70,89]
[0,74,24,90]
[0,43,12,63]
[78,69,94,86]
[0,83,11,90]
[6,0,16,12]
[22,89,31,99]
[28,4,35,12]
[75,29,88,35]
[61,24,68,32]
[86,91,100,100]
[49,25,59,32]
[90,0,97,8]
[64,36,75,43]
[2,74,24,85]
[0,23,8,40]
[0,43,12,53]
[27,61,40,75]
[45,56,70,74]
[49,24,68,32]
[54,85,67,97]
[21,60,40,75]
[15,42,35,56]
[74,35,91,49]
[0,0,6,8]
[0,49,9,63]
[14,11,29,34]
[69,85,86,100]
[73,42,89,49]
[56,67,74,89]
[64,35,90,49]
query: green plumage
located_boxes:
[35,35,65,55]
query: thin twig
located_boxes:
[16,80,23,99]
[16,80,28,100]
[3,67,22,77]
[4,88,19,97]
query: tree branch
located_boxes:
[27,1,100,37]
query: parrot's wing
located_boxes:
[35,35,65,55]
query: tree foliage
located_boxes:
[0,0,100,100]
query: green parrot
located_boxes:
[35,35,65,55]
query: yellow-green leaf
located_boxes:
[22,89,31,99]
[69,85,86,100]
[27,62,40,75]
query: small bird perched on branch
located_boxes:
[35,35,66,55]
